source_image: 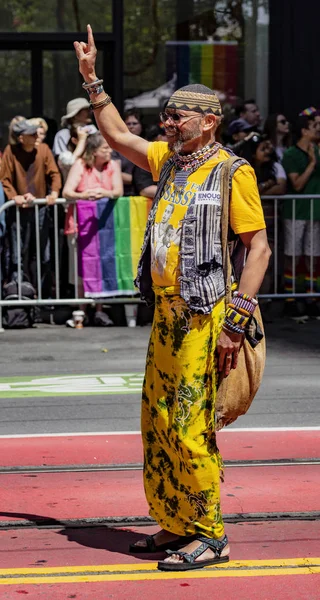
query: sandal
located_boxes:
[157,534,229,571]
[129,533,196,554]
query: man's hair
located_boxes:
[235,98,256,118]
[295,114,314,140]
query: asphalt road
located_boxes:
[0,317,319,435]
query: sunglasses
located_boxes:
[278,118,288,125]
[159,111,203,124]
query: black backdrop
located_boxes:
[269,0,320,118]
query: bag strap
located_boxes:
[220,156,241,305]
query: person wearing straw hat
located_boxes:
[52,97,97,158]
[73,25,271,572]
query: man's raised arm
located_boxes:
[74,25,150,171]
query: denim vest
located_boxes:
[134,152,248,314]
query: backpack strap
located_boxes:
[220,156,247,305]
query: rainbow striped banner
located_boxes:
[166,41,238,96]
[77,197,151,298]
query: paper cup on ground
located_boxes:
[72,310,85,329]
[125,304,137,327]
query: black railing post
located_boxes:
[31,47,43,117]
[112,0,124,112]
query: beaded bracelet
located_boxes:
[228,303,251,317]
[232,291,258,315]
[223,319,245,336]
[225,306,250,328]
[233,291,258,304]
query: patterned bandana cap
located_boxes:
[167,84,222,116]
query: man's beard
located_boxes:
[167,120,202,153]
[169,138,184,153]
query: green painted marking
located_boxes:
[0,373,144,398]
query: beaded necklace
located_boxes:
[172,142,221,191]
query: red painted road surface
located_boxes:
[0,429,319,598]
[1,522,320,599]
[2,576,320,600]
[0,429,319,467]
[1,521,320,568]
[0,465,319,524]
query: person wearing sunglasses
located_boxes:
[74,25,270,572]
[263,113,291,161]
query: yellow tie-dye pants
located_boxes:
[142,286,225,539]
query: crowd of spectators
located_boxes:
[1,95,320,327]
[223,101,320,320]
[0,98,163,328]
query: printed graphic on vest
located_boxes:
[195,191,221,205]
[152,203,181,277]
[162,176,199,207]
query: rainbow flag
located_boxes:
[77,197,151,298]
[166,41,238,97]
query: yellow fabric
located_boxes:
[148,141,266,288]
[142,288,225,537]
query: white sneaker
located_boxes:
[66,319,75,328]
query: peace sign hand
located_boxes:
[74,24,97,83]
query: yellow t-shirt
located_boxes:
[148,141,265,288]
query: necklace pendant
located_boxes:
[174,169,189,191]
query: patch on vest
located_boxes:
[195,191,220,206]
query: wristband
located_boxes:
[232,291,257,315]
[225,306,250,328]
[223,320,245,336]
[228,303,251,317]
[90,95,112,110]
[82,78,104,95]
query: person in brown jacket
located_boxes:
[0,119,62,295]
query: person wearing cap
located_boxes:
[52,97,97,158]
[226,117,256,152]
[0,119,61,294]
[27,117,49,146]
[74,26,270,571]
[228,118,253,142]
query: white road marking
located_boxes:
[218,427,320,432]
[0,373,144,396]
[0,427,319,439]
[0,431,141,438]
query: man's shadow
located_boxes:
[0,511,161,560]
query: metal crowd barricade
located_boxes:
[0,198,139,332]
[259,194,320,299]
[1,194,320,331]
